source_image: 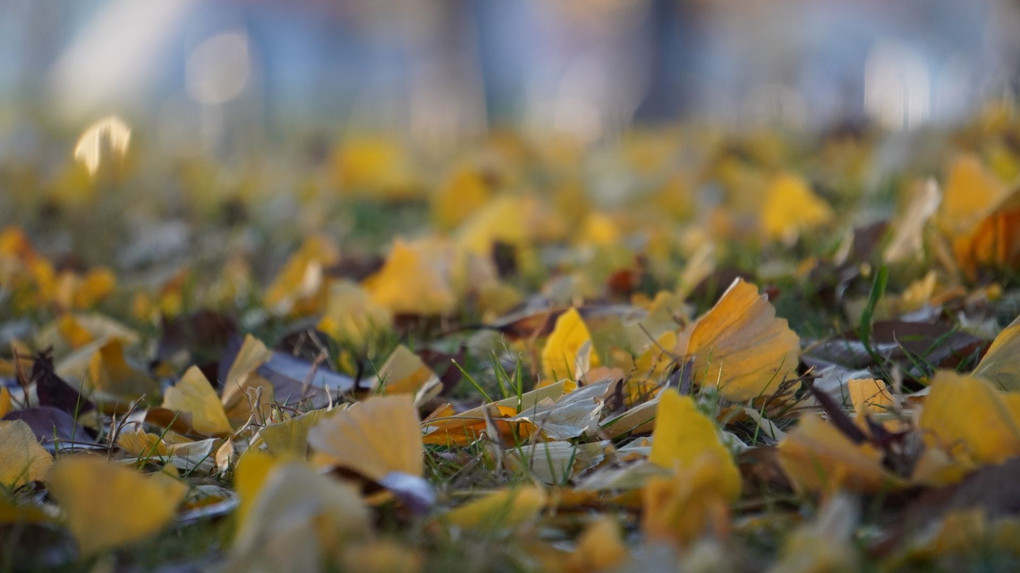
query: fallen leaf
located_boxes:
[0,420,52,488]
[566,516,628,573]
[47,455,187,555]
[972,314,1020,391]
[162,366,233,436]
[227,461,370,572]
[444,486,547,530]
[362,239,456,316]
[680,278,799,402]
[761,173,834,243]
[918,371,1020,467]
[541,307,600,381]
[777,413,901,494]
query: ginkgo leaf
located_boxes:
[973,315,1020,391]
[936,155,1005,241]
[228,462,370,572]
[256,408,336,457]
[884,179,941,264]
[918,371,1020,466]
[641,452,738,547]
[0,420,52,488]
[317,280,392,347]
[962,190,1020,276]
[443,486,547,530]
[777,414,900,494]
[432,166,493,230]
[566,516,628,573]
[308,395,423,481]
[542,307,600,381]
[162,366,233,436]
[505,440,610,484]
[680,278,799,402]
[376,345,439,395]
[86,338,160,401]
[362,239,456,315]
[221,334,275,427]
[73,115,131,176]
[47,456,187,555]
[264,235,338,315]
[233,450,285,534]
[510,379,615,440]
[649,390,741,501]
[761,173,834,243]
[846,378,903,431]
[421,382,566,446]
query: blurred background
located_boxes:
[2,0,1019,156]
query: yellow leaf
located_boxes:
[884,179,941,264]
[264,235,338,315]
[362,239,456,316]
[641,453,736,547]
[918,371,1020,466]
[432,167,492,230]
[221,334,274,427]
[681,278,799,402]
[0,496,51,525]
[233,450,283,533]
[649,390,742,500]
[0,420,53,489]
[0,387,10,419]
[376,345,438,396]
[228,462,370,572]
[761,173,834,242]
[936,155,1005,241]
[456,195,529,256]
[444,486,546,530]
[847,378,903,432]
[116,429,170,458]
[317,280,392,348]
[163,366,233,436]
[577,212,620,246]
[257,409,336,457]
[973,315,1020,391]
[47,456,187,555]
[86,338,160,401]
[566,516,628,573]
[542,308,600,381]
[308,395,423,481]
[777,414,900,494]
[57,313,95,348]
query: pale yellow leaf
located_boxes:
[308,395,422,481]
[444,486,546,529]
[163,366,233,436]
[0,420,52,488]
[47,456,187,555]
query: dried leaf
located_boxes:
[681,278,799,401]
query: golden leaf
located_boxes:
[918,371,1020,466]
[0,420,52,489]
[541,308,600,382]
[47,456,187,555]
[376,345,438,396]
[761,173,834,242]
[317,280,392,348]
[566,516,628,573]
[362,239,455,316]
[649,390,741,499]
[973,315,1020,391]
[162,366,233,436]
[680,278,799,402]
[308,395,423,481]
[777,414,900,494]
[221,334,275,428]
[86,338,160,401]
[444,486,546,529]
[640,453,736,547]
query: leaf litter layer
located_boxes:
[3,109,1020,571]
